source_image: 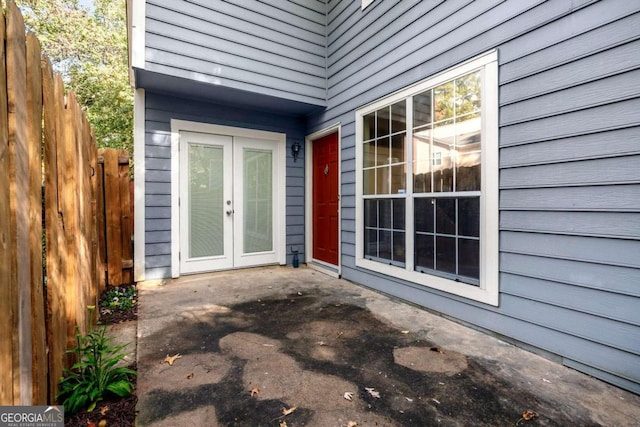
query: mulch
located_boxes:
[98,283,138,325]
[64,369,138,427]
[64,284,138,426]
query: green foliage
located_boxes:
[17,0,133,153]
[56,313,136,415]
[101,285,137,311]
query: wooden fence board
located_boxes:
[0,8,14,406]
[104,149,124,285]
[7,1,32,404]
[61,91,81,352]
[26,33,46,405]
[42,60,66,404]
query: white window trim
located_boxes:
[355,50,499,306]
[362,0,375,10]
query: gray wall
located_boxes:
[144,92,306,280]
[144,0,327,108]
[305,0,640,393]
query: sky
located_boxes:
[78,0,94,11]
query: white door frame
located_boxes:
[305,123,342,277]
[171,120,287,278]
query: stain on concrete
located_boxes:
[137,291,586,426]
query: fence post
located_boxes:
[96,151,107,290]
[119,150,133,284]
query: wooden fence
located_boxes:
[0,2,133,405]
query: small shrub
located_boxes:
[57,308,136,415]
[101,285,136,311]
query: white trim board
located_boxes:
[130,0,145,71]
[133,89,146,282]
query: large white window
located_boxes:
[355,51,499,305]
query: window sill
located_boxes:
[356,257,499,306]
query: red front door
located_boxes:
[312,132,339,266]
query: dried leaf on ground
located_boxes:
[250,387,260,397]
[282,406,297,416]
[99,406,109,416]
[365,387,380,399]
[316,341,327,346]
[515,409,538,426]
[344,391,354,401]
[347,421,358,427]
[279,421,287,427]
[164,354,182,366]
[87,422,96,427]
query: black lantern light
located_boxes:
[291,141,301,162]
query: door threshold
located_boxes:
[308,260,340,278]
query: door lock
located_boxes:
[226,209,234,216]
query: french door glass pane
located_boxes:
[189,144,223,258]
[243,149,273,253]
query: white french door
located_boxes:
[179,131,281,274]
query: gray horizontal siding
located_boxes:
[144,91,308,274]
[145,0,327,106]
[500,253,640,297]
[500,127,640,167]
[500,156,640,189]
[307,0,640,393]
[500,211,640,240]
[501,185,640,212]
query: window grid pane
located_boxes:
[363,198,406,266]
[414,196,480,284]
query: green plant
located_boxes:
[101,285,136,311]
[56,308,136,415]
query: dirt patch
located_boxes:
[138,291,577,426]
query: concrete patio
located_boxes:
[134,266,640,426]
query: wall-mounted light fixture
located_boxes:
[291,141,301,162]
